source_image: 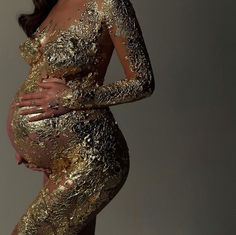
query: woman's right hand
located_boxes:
[15,152,52,174]
[24,162,52,174]
[15,152,27,165]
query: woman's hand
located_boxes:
[15,152,27,165]
[16,77,72,122]
[24,162,52,174]
[15,152,52,174]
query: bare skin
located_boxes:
[14,77,72,173]
[15,152,52,173]
[12,30,101,235]
[11,0,147,232]
[13,78,97,234]
[13,77,97,233]
[16,77,72,122]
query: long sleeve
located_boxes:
[59,0,155,110]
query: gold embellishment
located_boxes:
[8,0,152,233]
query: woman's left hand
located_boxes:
[16,77,72,122]
[24,162,52,174]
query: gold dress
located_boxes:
[6,0,154,234]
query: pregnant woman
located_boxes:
[6,0,155,234]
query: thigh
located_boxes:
[13,150,129,235]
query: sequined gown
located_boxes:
[6,0,154,234]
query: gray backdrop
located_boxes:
[1,0,235,234]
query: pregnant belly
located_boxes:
[6,100,76,168]
[7,97,119,170]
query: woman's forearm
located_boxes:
[59,74,154,110]
[58,0,155,110]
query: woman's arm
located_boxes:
[59,0,155,110]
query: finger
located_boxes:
[18,107,45,115]
[19,92,44,100]
[27,163,50,170]
[41,168,52,173]
[28,113,47,122]
[17,159,23,165]
[31,168,45,172]
[43,77,66,84]
[37,82,53,89]
[28,112,55,122]
[19,158,28,164]
[25,163,38,169]
[29,166,51,173]
[38,80,65,89]
[15,153,23,161]
[16,156,24,165]
[16,100,42,107]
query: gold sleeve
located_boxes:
[59,0,155,110]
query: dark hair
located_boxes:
[18,0,58,37]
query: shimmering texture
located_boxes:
[58,0,155,109]
[7,0,154,234]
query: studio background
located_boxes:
[0,0,235,234]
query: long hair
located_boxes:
[18,0,58,37]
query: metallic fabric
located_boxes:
[6,0,154,234]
